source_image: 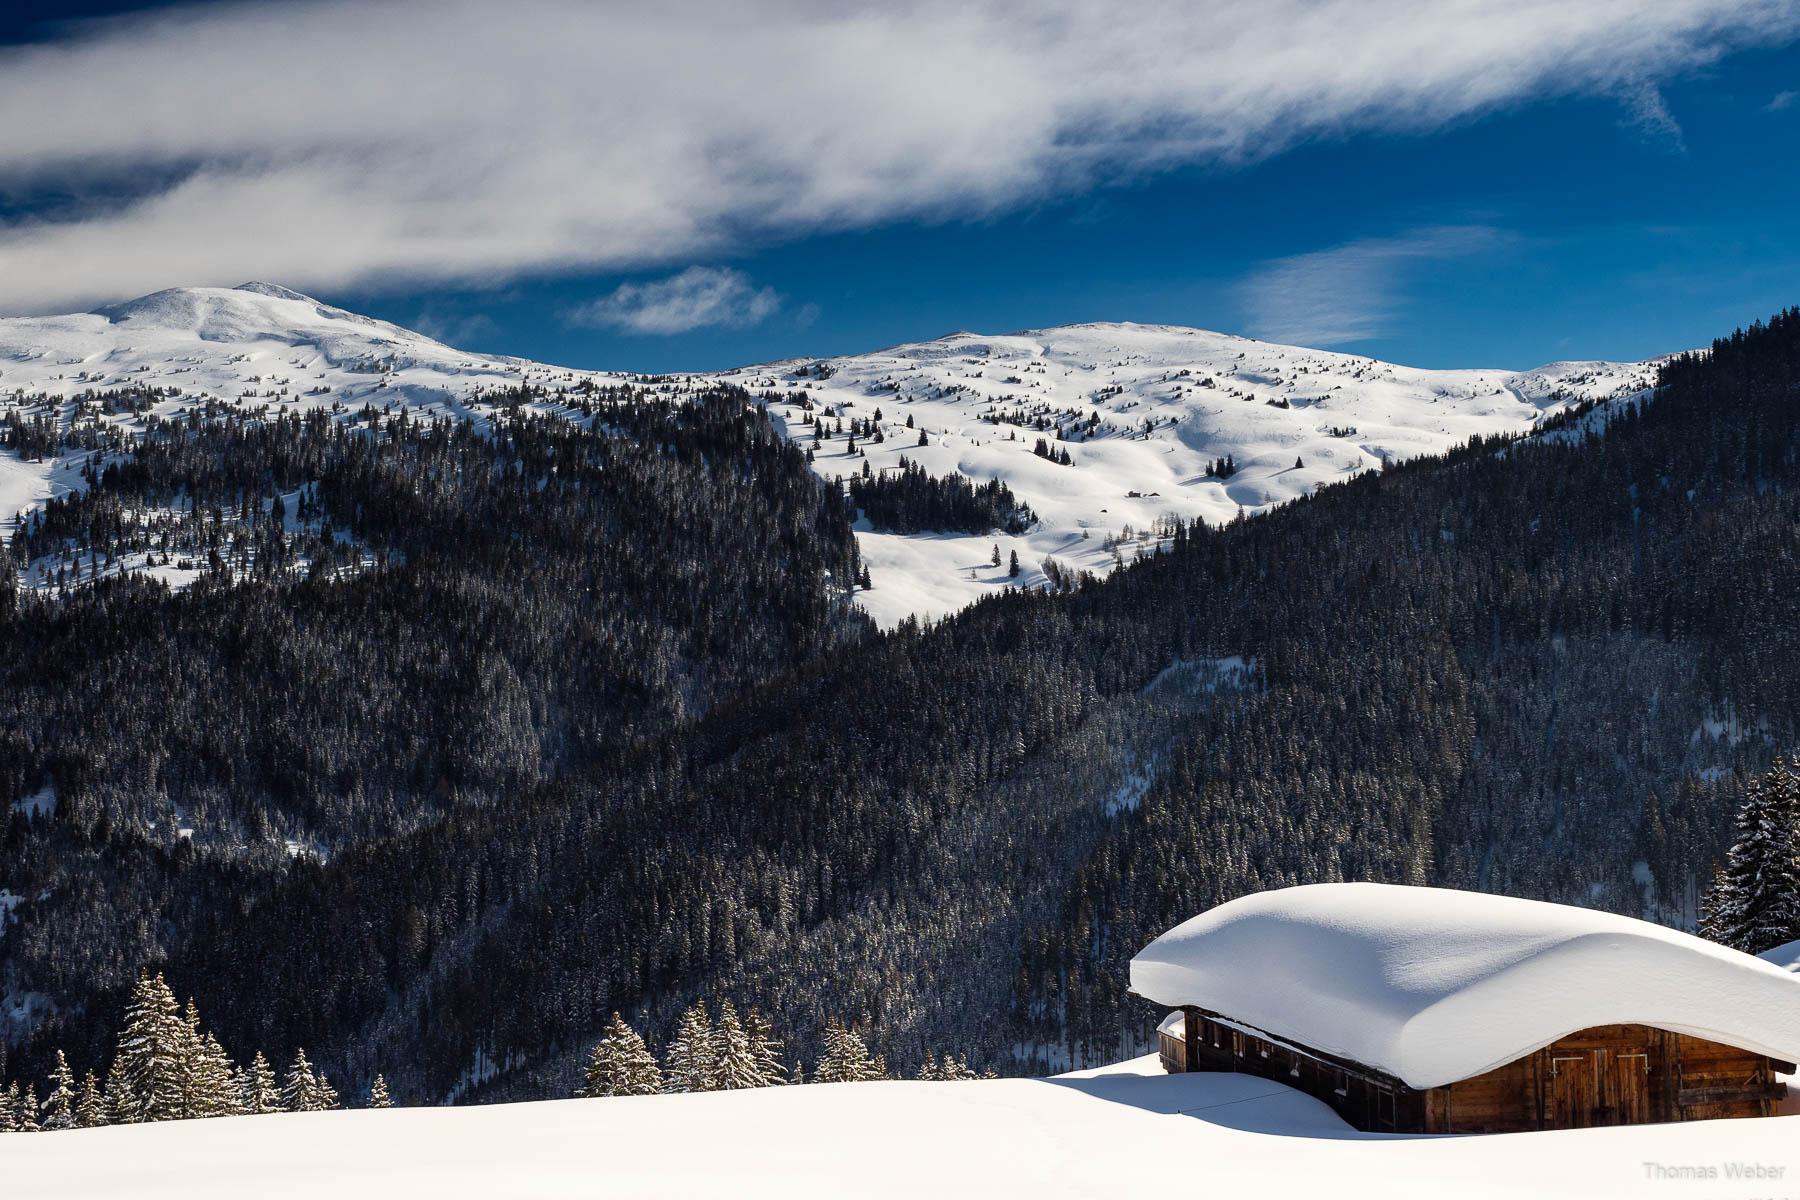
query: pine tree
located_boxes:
[744,1008,785,1088]
[1008,550,1020,578]
[40,1050,76,1131]
[115,972,189,1123]
[100,1056,134,1126]
[368,1074,392,1109]
[76,1070,102,1129]
[195,1031,241,1118]
[1701,759,1800,954]
[917,1052,939,1081]
[19,1084,40,1132]
[283,1049,326,1112]
[712,1001,763,1090]
[314,1070,339,1111]
[814,1017,885,1083]
[665,1003,716,1093]
[244,1051,282,1114]
[579,1014,662,1097]
[1,1081,18,1133]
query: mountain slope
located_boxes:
[0,285,1663,623]
[700,323,1663,623]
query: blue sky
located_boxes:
[1,1,1797,372]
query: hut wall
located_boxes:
[1177,1009,1787,1134]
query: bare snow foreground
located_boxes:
[6,1055,1795,1198]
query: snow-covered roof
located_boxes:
[1156,1010,1185,1038]
[1130,883,1800,1090]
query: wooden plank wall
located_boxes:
[1176,1009,1785,1134]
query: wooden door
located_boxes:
[1548,1051,1597,1128]
[1609,1047,1653,1124]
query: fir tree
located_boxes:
[1701,758,1800,954]
[813,1017,885,1083]
[1,1081,18,1133]
[368,1074,392,1109]
[743,1008,786,1088]
[76,1070,102,1129]
[100,1057,133,1126]
[115,972,188,1123]
[244,1051,282,1115]
[917,1052,939,1081]
[579,1014,662,1097]
[665,1003,716,1093]
[40,1050,76,1131]
[282,1049,329,1112]
[712,1000,763,1090]
[19,1084,40,1132]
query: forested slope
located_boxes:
[3,309,1798,1104]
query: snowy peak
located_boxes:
[0,286,1670,626]
[86,284,437,352]
[232,281,323,303]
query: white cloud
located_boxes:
[1239,225,1511,346]
[1769,89,1799,110]
[0,0,1794,313]
[569,267,782,335]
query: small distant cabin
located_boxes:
[1133,883,1800,1134]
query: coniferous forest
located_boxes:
[4,308,1800,1115]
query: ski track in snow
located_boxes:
[0,285,1670,625]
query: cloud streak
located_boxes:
[1239,226,1511,346]
[569,267,782,335]
[0,0,1794,312]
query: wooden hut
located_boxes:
[1133,883,1800,1134]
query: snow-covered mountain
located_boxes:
[0,284,1668,624]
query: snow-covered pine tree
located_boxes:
[917,1052,940,1081]
[76,1069,103,1128]
[937,1054,991,1081]
[368,1074,392,1108]
[115,972,189,1122]
[100,1056,134,1125]
[40,1050,76,1130]
[712,1001,765,1090]
[175,999,238,1120]
[743,1008,785,1088]
[282,1049,322,1112]
[789,1060,806,1086]
[814,1017,885,1083]
[19,1084,40,1132]
[314,1070,340,1111]
[1,1081,19,1133]
[1701,758,1800,954]
[665,1003,716,1093]
[579,1013,662,1097]
[244,1051,282,1114]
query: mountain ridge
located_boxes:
[1,285,1668,624]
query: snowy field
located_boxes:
[0,284,1668,625]
[5,1055,1794,1198]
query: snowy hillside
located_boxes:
[0,285,1666,625]
[7,1056,1795,1199]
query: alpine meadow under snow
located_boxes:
[6,1055,1799,1200]
[0,283,1660,623]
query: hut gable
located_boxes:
[1130,883,1800,1092]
